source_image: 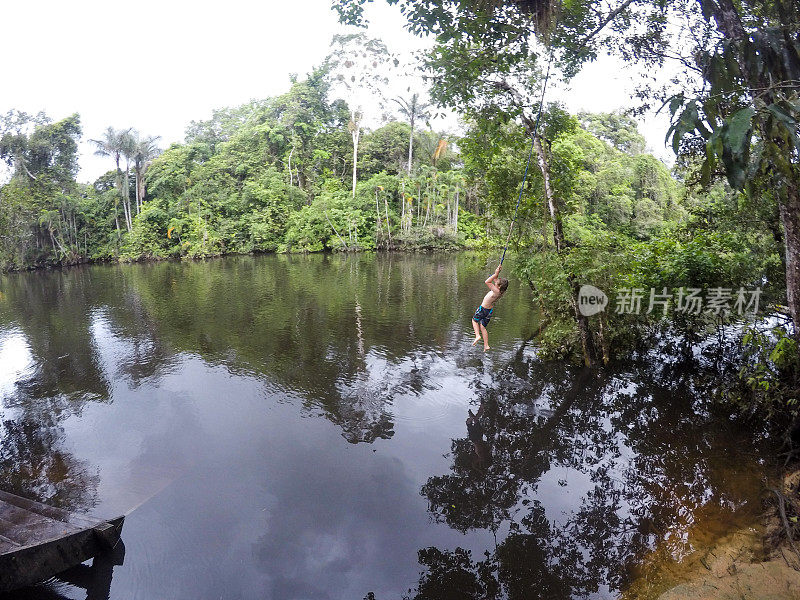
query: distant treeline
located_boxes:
[2,65,685,271]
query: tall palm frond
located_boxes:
[90,127,134,232]
[90,127,129,162]
[132,134,161,214]
[392,93,433,175]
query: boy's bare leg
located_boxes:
[480,324,490,351]
[471,319,482,345]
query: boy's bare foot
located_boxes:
[484,346,490,351]
[472,336,481,346]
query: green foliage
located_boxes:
[579,112,647,155]
[284,205,330,253]
[111,67,477,261]
[0,113,110,268]
[358,121,414,177]
[626,230,772,292]
[462,106,680,246]
[664,6,800,195]
[122,203,170,260]
[734,326,800,420]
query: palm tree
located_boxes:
[119,131,137,230]
[392,93,432,176]
[91,127,130,233]
[131,135,160,214]
[348,112,363,199]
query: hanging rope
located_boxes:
[500,48,555,266]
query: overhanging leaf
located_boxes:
[723,107,754,159]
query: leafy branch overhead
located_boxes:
[666,11,800,193]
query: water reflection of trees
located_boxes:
[0,419,98,512]
[113,254,536,444]
[408,360,768,599]
[0,269,108,511]
[2,255,539,447]
[0,255,530,516]
[0,270,109,410]
[0,255,525,515]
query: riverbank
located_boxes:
[623,468,800,600]
[0,235,498,275]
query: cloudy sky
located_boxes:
[1,0,673,183]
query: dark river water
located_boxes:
[0,254,772,599]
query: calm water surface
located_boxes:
[0,254,772,599]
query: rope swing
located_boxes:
[499,48,555,266]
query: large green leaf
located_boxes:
[723,107,754,159]
[667,100,699,155]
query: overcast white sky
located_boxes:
[1,0,673,183]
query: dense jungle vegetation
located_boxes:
[0,70,685,265]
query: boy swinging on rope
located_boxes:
[472,265,508,351]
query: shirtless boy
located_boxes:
[471,264,508,351]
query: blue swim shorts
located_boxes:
[473,305,493,327]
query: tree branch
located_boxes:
[487,78,538,132]
[324,211,349,250]
[701,0,746,42]
[572,0,643,54]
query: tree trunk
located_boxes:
[446,190,451,230]
[121,195,130,234]
[287,146,294,187]
[704,0,747,42]
[114,156,123,236]
[699,0,800,339]
[423,182,430,227]
[780,183,800,337]
[325,212,348,251]
[570,280,599,367]
[134,166,142,214]
[375,189,382,249]
[384,194,392,247]
[454,185,459,233]
[598,312,610,365]
[531,124,596,366]
[401,181,406,233]
[533,134,565,253]
[141,169,148,210]
[407,114,415,176]
[49,227,66,257]
[123,161,132,231]
[351,114,361,199]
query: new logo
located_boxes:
[578,285,608,316]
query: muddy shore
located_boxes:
[624,469,800,599]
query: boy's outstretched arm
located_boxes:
[485,265,502,293]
